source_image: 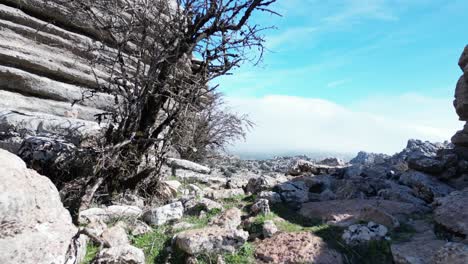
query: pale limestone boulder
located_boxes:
[93,245,145,264]
[209,208,243,230]
[101,222,129,247]
[142,201,184,226]
[175,227,249,255]
[0,149,77,264]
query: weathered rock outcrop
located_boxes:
[0,149,77,264]
[452,45,468,146]
[0,1,117,152]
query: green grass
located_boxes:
[81,242,99,264]
[221,194,250,209]
[131,225,172,264]
[182,208,222,229]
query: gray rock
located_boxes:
[245,175,277,194]
[408,157,444,174]
[399,171,454,202]
[0,149,77,264]
[342,222,388,245]
[142,202,184,226]
[175,227,249,255]
[277,180,309,204]
[209,208,242,229]
[431,242,468,264]
[207,188,245,200]
[257,191,282,204]
[184,197,223,215]
[262,220,278,238]
[79,205,143,224]
[251,199,270,215]
[129,221,152,236]
[459,45,468,70]
[433,188,468,237]
[101,222,129,247]
[350,151,389,165]
[93,245,145,264]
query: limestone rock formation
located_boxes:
[0,1,118,152]
[0,149,77,264]
[452,45,468,146]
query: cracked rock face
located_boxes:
[0,149,77,264]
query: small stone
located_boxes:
[94,245,145,264]
[251,199,270,215]
[262,220,278,238]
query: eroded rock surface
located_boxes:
[254,232,343,264]
[0,149,77,264]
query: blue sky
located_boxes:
[214,0,468,156]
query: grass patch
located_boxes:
[221,194,250,209]
[131,225,172,264]
[81,242,99,264]
[182,208,223,229]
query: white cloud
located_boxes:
[226,94,461,156]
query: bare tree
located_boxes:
[173,92,253,162]
[48,0,278,209]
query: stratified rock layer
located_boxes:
[0,1,115,152]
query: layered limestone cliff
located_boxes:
[0,0,116,152]
[452,45,468,146]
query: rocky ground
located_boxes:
[2,139,468,264]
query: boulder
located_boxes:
[245,175,277,194]
[101,222,129,247]
[350,151,389,165]
[392,239,446,264]
[0,149,77,264]
[209,208,242,229]
[433,188,468,237]
[93,245,145,264]
[251,199,270,215]
[257,191,282,204]
[142,201,184,226]
[79,205,142,224]
[254,232,343,264]
[262,220,278,238]
[276,180,309,204]
[408,157,444,174]
[129,221,152,236]
[299,199,424,227]
[175,227,249,255]
[431,242,468,264]
[399,171,454,202]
